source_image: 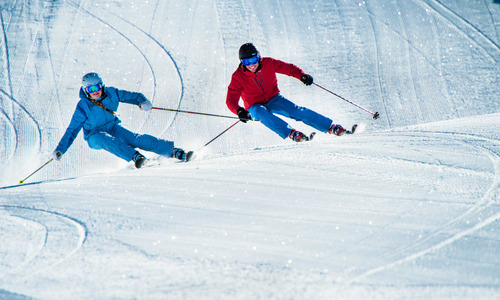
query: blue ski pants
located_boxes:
[87,124,174,161]
[248,94,333,139]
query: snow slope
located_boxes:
[0,0,499,299]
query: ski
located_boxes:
[297,132,316,142]
[132,151,195,169]
[307,125,355,140]
[345,124,358,135]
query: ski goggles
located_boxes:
[240,55,260,66]
[85,83,103,94]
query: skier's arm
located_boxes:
[116,88,151,108]
[271,57,307,80]
[272,58,313,86]
[54,104,86,155]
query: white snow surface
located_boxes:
[1,0,499,299]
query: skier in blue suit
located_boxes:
[53,72,191,168]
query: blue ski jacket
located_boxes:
[55,87,149,154]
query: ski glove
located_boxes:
[52,150,62,161]
[139,100,152,111]
[237,108,252,123]
[301,74,313,86]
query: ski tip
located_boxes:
[351,124,358,133]
[185,151,195,162]
[309,132,316,141]
[346,124,358,134]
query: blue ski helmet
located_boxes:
[82,72,104,97]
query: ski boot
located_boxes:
[289,129,309,142]
[172,148,194,162]
[133,152,147,169]
[328,124,345,136]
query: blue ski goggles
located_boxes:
[85,83,103,94]
[240,55,260,66]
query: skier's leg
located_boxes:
[267,94,332,133]
[248,104,293,139]
[87,132,137,161]
[110,124,175,157]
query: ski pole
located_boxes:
[313,83,380,120]
[202,120,241,148]
[152,107,239,120]
[19,158,53,184]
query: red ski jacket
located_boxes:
[226,57,306,114]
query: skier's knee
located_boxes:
[87,135,104,150]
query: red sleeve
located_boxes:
[269,57,306,80]
[226,72,244,115]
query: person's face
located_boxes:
[85,84,103,99]
[241,55,260,73]
[89,89,102,99]
[246,61,260,73]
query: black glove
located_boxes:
[237,107,252,123]
[301,74,313,86]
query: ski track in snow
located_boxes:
[102,7,186,134]
[344,130,500,283]
[66,1,158,100]
[418,0,500,62]
[0,108,17,164]
[0,205,87,278]
[0,0,498,298]
[190,120,499,288]
[0,11,19,165]
[0,12,13,95]
[0,89,42,160]
[0,2,46,171]
[66,0,184,135]
[360,0,499,127]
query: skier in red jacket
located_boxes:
[226,43,346,142]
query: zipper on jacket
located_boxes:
[252,73,267,102]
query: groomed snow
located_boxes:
[0,0,499,299]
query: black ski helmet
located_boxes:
[239,43,259,60]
